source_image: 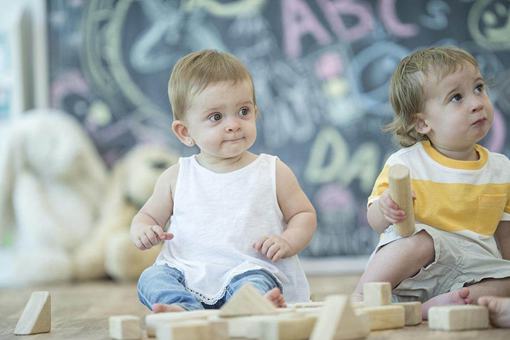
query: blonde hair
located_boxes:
[386,46,479,147]
[168,50,255,121]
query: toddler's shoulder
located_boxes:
[384,143,422,166]
[486,151,510,176]
[157,162,180,185]
[488,151,510,163]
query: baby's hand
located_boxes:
[253,235,292,262]
[133,225,174,250]
[378,189,415,225]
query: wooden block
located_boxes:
[395,301,422,326]
[155,319,228,340]
[260,314,317,340]
[208,319,229,340]
[156,319,210,340]
[222,313,315,340]
[222,315,274,338]
[363,282,391,306]
[357,305,405,330]
[389,164,415,237]
[310,295,370,340]
[14,291,51,335]
[428,305,489,331]
[288,301,324,309]
[145,309,219,337]
[351,301,365,309]
[294,307,322,316]
[219,283,276,317]
[109,315,141,339]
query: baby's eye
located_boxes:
[208,112,222,122]
[239,107,250,117]
[450,93,462,102]
[475,83,485,94]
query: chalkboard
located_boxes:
[47,0,510,256]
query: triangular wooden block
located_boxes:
[219,283,277,317]
[14,291,51,335]
[310,295,369,340]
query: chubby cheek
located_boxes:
[245,124,257,141]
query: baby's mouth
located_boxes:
[472,117,486,125]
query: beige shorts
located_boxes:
[372,224,510,303]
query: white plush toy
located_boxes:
[72,144,179,281]
[0,110,108,287]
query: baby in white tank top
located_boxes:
[130,50,317,312]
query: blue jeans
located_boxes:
[137,265,282,311]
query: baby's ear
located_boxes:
[171,120,194,147]
[414,113,431,134]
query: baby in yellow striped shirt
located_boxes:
[354,46,510,320]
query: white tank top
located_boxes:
[155,154,310,304]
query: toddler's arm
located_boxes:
[130,165,177,250]
[367,189,407,233]
[254,159,316,261]
[495,221,510,260]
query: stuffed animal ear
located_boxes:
[0,121,25,244]
[64,114,108,206]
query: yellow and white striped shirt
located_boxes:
[369,140,510,240]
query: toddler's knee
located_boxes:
[402,231,434,265]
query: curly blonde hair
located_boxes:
[168,49,255,121]
[385,46,478,147]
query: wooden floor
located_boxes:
[1,277,509,339]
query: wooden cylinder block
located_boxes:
[388,164,415,237]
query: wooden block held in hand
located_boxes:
[219,283,276,317]
[395,301,422,326]
[109,315,141,339]
[14,291,51,335]
[389,164,415,237]
[363,282,391,306]
[428,305,489,331]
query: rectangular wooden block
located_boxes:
[357,305,405,330]
[288,301,324,309]
[109,315,141,339]
[363,282,391,306]
[395,301,422,326]
[145,310,219,337]
[223,315,275,339]
[428,305,489,331]
[156,319,210,340]
[155,319,228,340]
[260,314,317,340]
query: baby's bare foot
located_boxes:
[265,287,287,308]
[151,303,186,313]
[478,296,510,328]
[422,287,470,320]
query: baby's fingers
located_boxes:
[266,243,280,260]
[140,234,155,249]
[271,248,286,262]
[253,236,268,251]
[151,225,173,241]
[385,210,406,224]
[261,238,276,255]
